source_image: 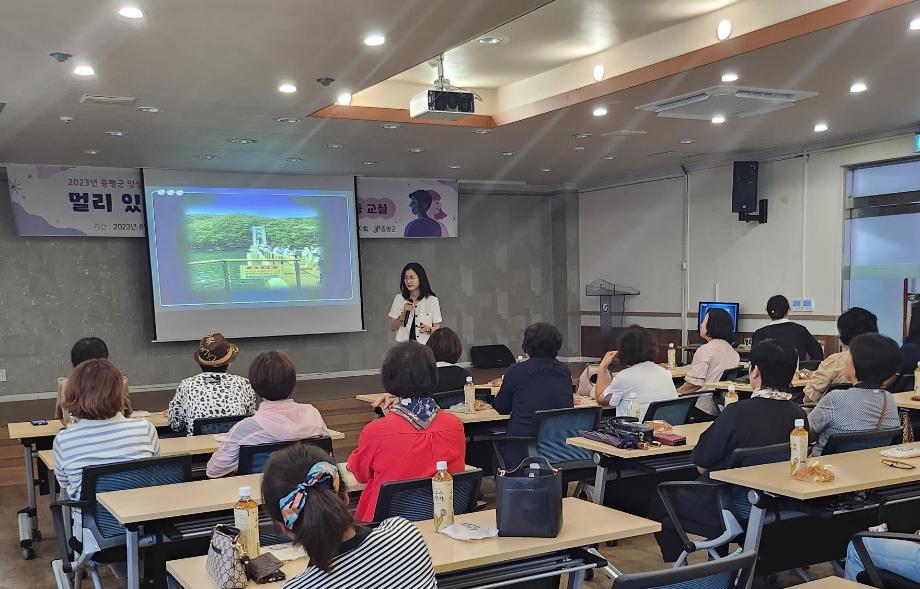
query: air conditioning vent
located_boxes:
[79,95,137,106]
[601,130,648,137]
[647,151,704,160]
[636,85,817,121]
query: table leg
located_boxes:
[17,443,38,558]
[127,527,140,589]
[566,568,586,589]
[592,454,608,505]
[741,496,767,589]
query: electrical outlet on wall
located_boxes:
[0,369,6,382]
[802,298,814,312]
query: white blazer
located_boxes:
[388,294,442,344]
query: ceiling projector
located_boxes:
[409,88,475,120]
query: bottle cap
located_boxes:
[728,383,736,391]
[436,461,448,471]
[794,419,805,428]
[668,343,675,348]
[239,486,251,498]
[466,376,473,382]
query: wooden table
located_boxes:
[567,422,711,504]
[704,378,809,393]
[709,444,920,588]
[895,391,920,411]
[792,577,871,589]
[166,497,661,588]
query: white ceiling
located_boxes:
[393,0,742,88]
[1,0,919,189]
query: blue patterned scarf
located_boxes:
[391,396,440,430]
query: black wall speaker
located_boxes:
[732,161,759,213]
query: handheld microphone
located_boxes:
[403,298,416,327]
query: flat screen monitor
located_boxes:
[698,302,740,333]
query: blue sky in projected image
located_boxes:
[184,194,318,218]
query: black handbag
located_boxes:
[495,456,563,538]
[600,416,655,444]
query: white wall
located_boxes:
[579,133,918,338]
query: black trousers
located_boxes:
[648,481,726,563]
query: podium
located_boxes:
[585,280,640,352]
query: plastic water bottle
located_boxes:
[432,461,454,532]
[667,343,676,370]
[463,376,475,414]
[724,383,738,406]
[517,355,525,363]
[914,362,920,395]
[790,419,808,475]
[234,486,260,557]
[627,392,641,419]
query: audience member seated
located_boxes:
[168,333,256,436]
[677,308,741,419]
[901,301,920,376]
[53,359,160,540]
[650,340,806,563]
[845,535,920,583]
[262,444,437,588]
[426,326,472,393]
[595,325,678,420]
[809,333,901,456]
[206,351,328,478]
[803,307,878,403]
[347,342,465,523]
[493,322,574,468]
[56,336,131,423]
[752,295,825,361]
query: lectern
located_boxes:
[585,280,640,352]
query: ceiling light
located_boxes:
[408,147,426,153]
[105,131,125,137]
[276,117,301,123]
[601,155,615,160]
[198,154,219,160]
[711,114,726,124]
[501,151,515,157]
[448,164,461,169]
[472,128,492,134]
[849,81,868,93]
[593,64,605,82]
[721,72,739,82]
[136,106,164,113]
[679,138,697,144]
[278,83,297,94]
[336,92,352,106]
[285,157,303,162]
[59,116,76,123]
[381,123,402,130]
[909,18,920,30]
[73,65,95,76]
[364,34,386,46]
[540,168,552,173]
[477,37,504,45]
[84,149,99,155]
[592,106,608,117]
[572,133,592,139]
[574,146,586,152]
[716,19,732,41]
[227,138,257,144]
[118,5,144,18]
[814,122,828,133]
[362,160,377,166]
[326,143,344,149]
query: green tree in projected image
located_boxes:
[185,214,320,250]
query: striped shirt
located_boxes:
[808,386,900,456]
[283,517,437,589]
[53,413,161,537]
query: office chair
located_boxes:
[237,436,334,475]
[645,397,696,425]
[852,532,920,589]
[191,415,248,435]
[373,468,483,523]
[822,428,903,456]
[613,550,757,589]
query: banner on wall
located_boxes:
[5,164,145,237]
[356,177,458,238]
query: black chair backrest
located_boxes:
[645,397,696,425]
[613,550,756,589]
[799,360,821,371]
[470,345,515,368]
[374,468,483,523]
[531,407,603,464]
[192,415,248,435]
[81,455,192,547]
[823,428,903,456]
[720,367,749,382]
[724,443,790,519]
[891,374,915,394]
[826,383,854,394]
[238,437,334,475]
[430,388,493,410]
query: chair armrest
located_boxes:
[657,481,729,554]
[50,499,90,509]
[851,531,920,588]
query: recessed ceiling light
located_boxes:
[105,130,125,137]
[285,157,303,162]
[540,168,552,173]
[850,81,868,93]
[721,72,739,82]
[336,92,352,106]
[73,65,95,76]
[364,34,386,46]
[814,122,828,133]
[118,5,144,18]
[711,114,726,124]
[572,133,592,139]
[362,160,378,166]
[227,138,257,144]
[198,154,219,160]
[574,146,586,152]
[136,106,164,113]
[381,123,402,130]
[592,106,608,117]
[276,117,301,123]
[326,143,344,149]
[278,83,297,94]
[472,128,492,134]
[601,155,615,160]
[59,116,76,123]
[593,64,605,82]
[408,147,426,153]
[84,149,99,155]
[909,18,920,30]
[716,19,732,41]
[501,151,515,157]
[477,37,505,45]
[448,164,461,169]
[679,138,697,144]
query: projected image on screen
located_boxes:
[143,170,363,341]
